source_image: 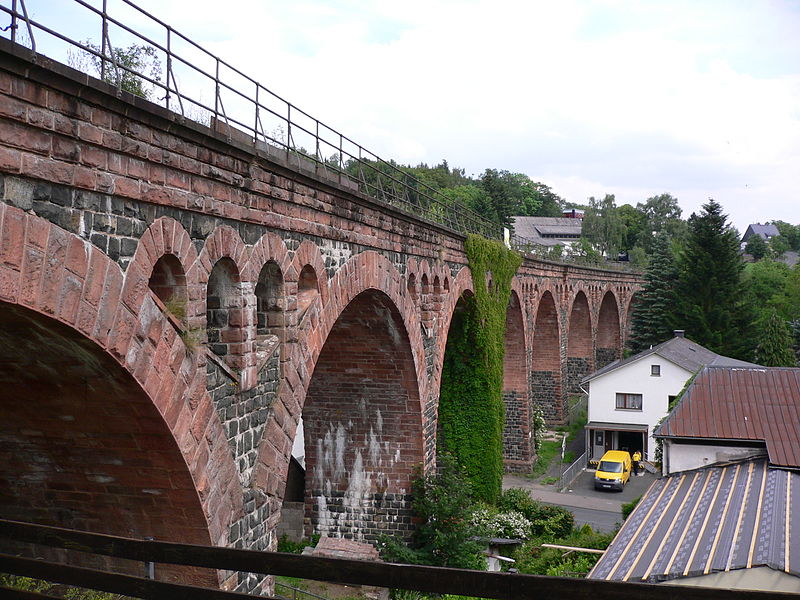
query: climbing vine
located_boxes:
[438,235,522,503]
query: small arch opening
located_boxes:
[407,273,418,302]
[297,265,320,314]
[148,254,187,321]
[255,261,285,340]
[206,258,243,360]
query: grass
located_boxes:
[531,439,561,478]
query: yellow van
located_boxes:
[594,450,632,491]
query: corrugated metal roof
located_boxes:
[583,335,755,383]
[589,459,800,583]
[656,366,800,468]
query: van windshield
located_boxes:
[599,460,623,473]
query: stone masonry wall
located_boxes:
[565,356,591,395]
[531,370,563,423]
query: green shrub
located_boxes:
[528,504,574,539]
[513,526,615,576]
[621,496,641,520]
[377,455,484,569]
[277,534,320,554]
[497,488,539,519]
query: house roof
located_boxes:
[655,366,800,468]
[511,217,582,244]
[743,223,780,241]
[582,335,755,383]
[588,459,800,583]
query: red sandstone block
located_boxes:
[39,227,70,315]
[0,72,11,94]
[72,165,96,190]
[57,273,83,325]
[76,300,98,335]
[83,251,108,307]
[0,95,27,121]
[0,146,22,172]
[148,164,166,185]
[113,175,140,199]
[65,236,89,278]
[52,113,78,136]
[0,264,20,302]
[77,122,104,145]
[120,265,149,313]
[166,170,190,191]
[96,172,114,194]
[0,118,50,153]
[22,154,73,185]
[0,207,25,268]
[108,305,136,360]
[92,266,124,344]
[19,246,43,307]
[127,158,148,180]
[102,130,123,151]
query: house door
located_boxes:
[604,431,614,452]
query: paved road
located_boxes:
[504,469,657,533]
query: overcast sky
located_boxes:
[24,0,800,233]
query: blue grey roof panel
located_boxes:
[588,460,800,583]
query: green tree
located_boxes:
[636,193,685,251]
[742,260,790,319]
[581,194,625,258]
[744,234,770,260]
[479,169,543,227]
[674,200,754,359]
[628,232,679,353]
[754,309,796,366]
[617,203,645,253]
[772,221,800,251]
[77,41,162,99]
[770,234,790,257]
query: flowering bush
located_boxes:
[470,508,532,540]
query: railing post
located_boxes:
[10,0,16,44]
[165,27,172,112]
[214,57,220,124]
[144,536,155,580]
[100,0,108,83]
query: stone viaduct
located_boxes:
[0,40,641,590]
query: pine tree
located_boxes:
[674,200,755,359]
[754,309,797,366]
[628,232,678,353]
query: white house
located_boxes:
[583,331,754,463]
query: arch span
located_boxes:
[532,291,563,424]
[566,290,593,394]
[0,205,240,584]
[597,291,622,368]
[502,289,532,472]
[302,289,423,541]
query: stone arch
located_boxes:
[0,205,238,584]
[432,266,475,393]
[129,217,198,321]
[280,252,424,541]
[566,290,594,394]
[254,252,426,540]
[293,239,329,309]
[624,291,640,349]
[532,290,564,424]
[596,290,622,368]
[502,288,531,472]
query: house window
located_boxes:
[651,364,661,376]
[616,393,642,410]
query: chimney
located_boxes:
[674,330,685,338]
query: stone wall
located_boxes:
[531,370,563,423]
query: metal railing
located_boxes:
[559,451,586,491]
[0,0,502,240]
